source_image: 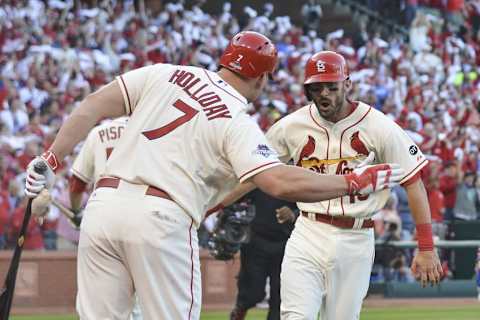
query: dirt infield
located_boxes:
[363,295,479,308]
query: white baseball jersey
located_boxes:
[107,64,281,224]
[71,117,128,184]
[266,101,427,218]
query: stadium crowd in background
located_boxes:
[1,0,480,282]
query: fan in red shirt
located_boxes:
[439,161,459,221]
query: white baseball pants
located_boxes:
[280,216,374,320]
[76,181,201,320]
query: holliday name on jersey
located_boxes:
[169,69,232,121]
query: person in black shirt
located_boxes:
[230,189,298,320]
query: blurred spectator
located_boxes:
[392,186,414,236]
[439,161,460,222]
[426,176,447,239]
[409,12,432,52]
[453,171,480,220]
[404,0,419,27]
[374,194,402,239]
[17,140,40,170]
[389,251,415,282]
[301,0,322,34]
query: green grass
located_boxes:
[10,305,480,320]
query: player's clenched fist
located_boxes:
[345,163,404,196]
[24,150,58,197]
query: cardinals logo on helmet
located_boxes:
[350,131,369,156]
[296,136,316,166]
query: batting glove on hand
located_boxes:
[345,163,404,196]
[25,151,59,198]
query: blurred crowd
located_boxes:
[1,0,480,280]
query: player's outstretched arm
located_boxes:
[49,80,126,161]
[250,163,404,203]
[405,179,443,287]
[24,80,125,197]
[206,162,403,216]
[206,182,256,216]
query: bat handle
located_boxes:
[33,161,47,174]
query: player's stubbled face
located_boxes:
[308,81,346,121]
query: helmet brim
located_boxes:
[304,74,347,84]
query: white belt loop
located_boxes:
[308,212,315,221]
[353,218,364,229]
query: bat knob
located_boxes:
[33,161,47,174]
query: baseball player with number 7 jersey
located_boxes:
[265,51,443,320]
[23,33,405,320]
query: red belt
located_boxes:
[95,177,173,201]
[301,211,374,229]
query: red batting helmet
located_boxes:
[219,31,277,78]
[304,51,349,84]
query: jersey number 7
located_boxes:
[142,99,198,140]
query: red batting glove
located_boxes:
[344,163,405,196]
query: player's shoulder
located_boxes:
[272,104,311,127]
[360,102,396,124]
[359,101,406,135]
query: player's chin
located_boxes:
[317,108,333,118]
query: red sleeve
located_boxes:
[69,174,88,194]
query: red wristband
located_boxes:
[416,223,434,251]
[41,150,59,173]
[206,203,224,217]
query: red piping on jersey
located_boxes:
[203,70,246,105]
[239,161,281,181]
[119,75,132,115]
[339,106,371,215]
[309,104,331,214]
[401,158,428,185]
[188,218,194,320]
[402,172,421,187]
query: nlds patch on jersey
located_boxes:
[409,145,418,155]
[252,144,276,158]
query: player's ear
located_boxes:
[344,77,352,92]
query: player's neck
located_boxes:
[217,69,253,101]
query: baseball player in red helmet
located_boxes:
[275,51,442,319]
[24,34,403,319]
[216,51,442,320]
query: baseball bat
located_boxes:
[0,162,47,319]
[51,198,75,220]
